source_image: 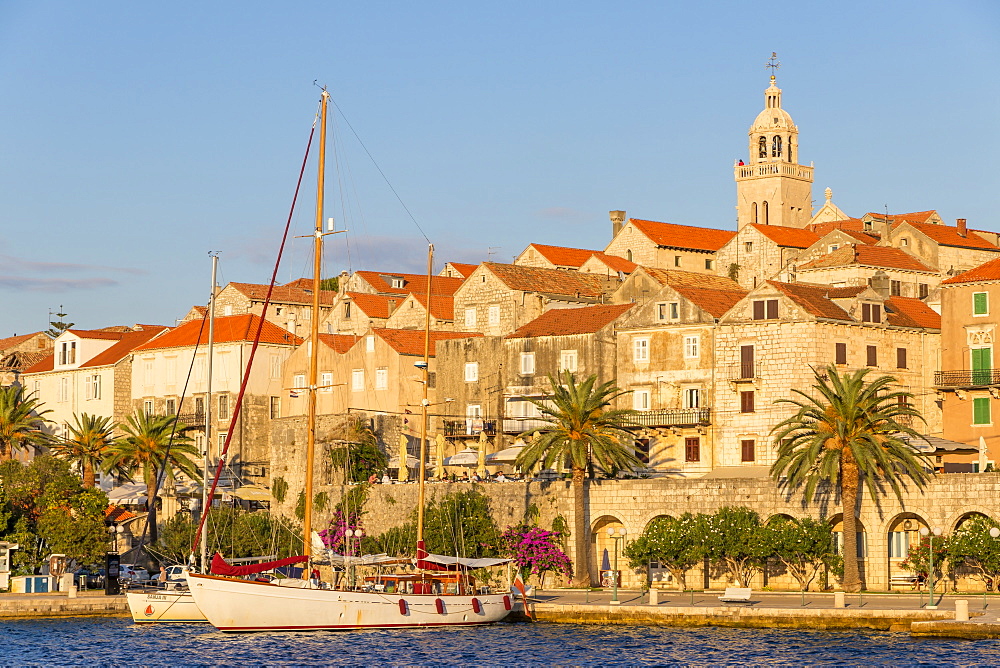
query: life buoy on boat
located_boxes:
[471,597,481,614]
[398,598,408,615]
[503,595,512,611]
[435,598,445,614]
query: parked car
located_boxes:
[73,567,104,588]
[118,564,149,582]
[164,565,187,581]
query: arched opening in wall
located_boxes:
[591,515,626,588]
[772,135,782,158]
[953,512,996,592]
[758,136,767,158]
[829,514,868,589]
[787,140,793,163]
[751,202,758,224]
[885,513,927,589]
[762,201,769,225]
[626,249,632,262]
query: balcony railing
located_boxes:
[502,418,551,434]
[442,419,497,438]
[934,369,1000,388]
[729,362,760,381]
[626,408,712,428]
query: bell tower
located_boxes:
[735,54,814,229]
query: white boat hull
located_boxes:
[187,573,512,632]
[126,589,208,623]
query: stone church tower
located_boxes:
[734,70,814,229]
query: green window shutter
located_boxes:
[974,397,991,425]
[974,292,989,315]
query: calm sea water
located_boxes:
[3,617,998,666]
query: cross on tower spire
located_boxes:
[765,52,781,82]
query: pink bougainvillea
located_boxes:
[501,525,572,581]
[318,510,362,554]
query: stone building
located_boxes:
[453,263,616,337]
[0,331,53,386]
[793,244,939,299]
[325,292,401,335]
[936,256,1000,465]
[130,314,300,484]
[602,217,734,273]
[384,293,454,331]
[611,267,747,476]
[212,280,337,339]
[715,223,819,290]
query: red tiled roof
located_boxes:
[672,286,747,318]
[897,221,1000,251]
[373,329,482,356]
[409,293,455,320]
[629,219,736,252]
[941,256,1000,285]
[80,327,170,368]
[105,505,137,523]
[317,333,361,354]
[353,271,464,297]
[636,267,747,317]
[750,224,819,249]
[826,286,868,298]
[589,253,638,274]
[867,210,938,224]
[797,245,934,272]
[22,353,54,374]
[484,263,610,298]
[0,350,50,372]
[133,315,301,351]
[0,332,49,352]
[227,282,338,306]
[506,304,634,339]
[885,297,941,329]
[767,281,852,321]
[525,244,602,268]
[345,292,400,319]
[282,278,314,289]
[443,263,478,279]
[810,218,866,235]
[64,329,129,341]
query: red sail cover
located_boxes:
[210,552,308,577]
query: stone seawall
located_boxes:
[0,593,127,618]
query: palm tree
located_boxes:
[770,365,932,592]
[49,413,122,488]
[515,371,641,587]
[105,412,202,545]
[0,385,52,462]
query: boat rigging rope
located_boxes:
[190,109,318,561]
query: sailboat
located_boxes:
[187,89,514,632]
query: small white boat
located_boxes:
[127,588,207,623]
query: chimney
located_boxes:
[957,218,967,238]
[610,210,626,238]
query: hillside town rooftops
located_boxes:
[797,245,935,273]
[749,224,819,248]
[373,328,481,356]
[767,281,852,321]
[483,263,610,298]
[898,220,999,251]
[344,292,402,319]
[353,271,464,297]
[0,332,50,352]
[885,296,941,329]
[442,263,478,279]
[629,218,736,252]
[408,293,455,321]
[317,333,362,354]
[133,314,301,351]
[505,303,633,339]
[941,256,1000,285]
[522,243,602,268]
[227,281,338,306]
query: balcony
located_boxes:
[626,408,712,429]
[934,369,1000,388]
[442,419,497,438]
[729,362,760,382]
[502,418,551,434]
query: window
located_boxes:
[223,304,233,316]
[900,237,909,247]
[896,348,907,369]
[218,394,230,420]
[684,336,699,359]
[866,345,878,367]
[835,342,847,365]
[218,432,227,451]
[143,400,154,416]
[165,398,176,415]
[705,259,713,270]
[674,255,682,267]
[466,404,482,434]
[634,438,650,465]
[464,362,479,382]
[684,388,700,409]
[194,433,205,454]
[269,354,281,379]
[560,350,578,373]
[465,308,477,327]
[375,368,388,390]
[270,396,281,419]
[762,201,769,225]
[293,374,306,390]
[633,389,650,411]
[656,303,668,321]
[740,345,755,378]
[751,203,758,224]
[919,283,929,299]
[861,303,882,323]
[974,397,992,425]
[143,360,154,387]
[828,245,839,253]
[366,336,375,352]
[58,377,69,402]
[669,302,680,320]
[427,372,436,389]
[520,352,535,375]
[972,348,993,385]
[84,374,101,400]
[344,302,352,319]
[744,241,753,253]
[321,371,334,393]
[833,532,867,558]
[59,341,76,365]
[752,299,778,320]
[351,369,364,391]
[740,391,755,413]
[757,136,766,158]
[974,292,989,316]
[685,437,701,463]
[626,249,632,262]
[390,277,405,289]
[771,135,782,157]
[194,397,205,418]
[741,439,756,462]
[888,531,910,559]
[633,338,649,362]
[890,280,901,297]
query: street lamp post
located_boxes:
[606,527,627,605]
[920,525,943,609]
[986,527,1000,609]
[348,528,364,589]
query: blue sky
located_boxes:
[1,1,998,336]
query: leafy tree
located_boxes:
[515,371,640,587]
[950,516,1000,588]
[370,490,500,559]
[900,533,951,583]
[624,513,706,590]
[329,418,387,483]
[761,516,837,591]
[36,488,110,566]
[104,413,201,546]
[319,277,339,292]
[48,413,121,488]
[157,508,302,564]
[45,307,74,338]
[500,525,572,586]
[770,366,932,592]
[0,385,51,462]
[702,507,771,587]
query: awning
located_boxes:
[443,448,479,466]
[232,484,272,502]
[486,444,525,464]
[107,483,147,503]
[421,553,513,569]
[388,454,419,468]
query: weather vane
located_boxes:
[765,52,781,80]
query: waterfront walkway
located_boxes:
[0,590,127,619]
